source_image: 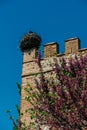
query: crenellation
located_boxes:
[65,37,80,54]
[44,42,59,58]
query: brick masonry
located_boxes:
[20,37,87,130]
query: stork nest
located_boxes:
[20,31,41,52]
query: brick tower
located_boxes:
[20,31,41,129]
[20,33,87,130]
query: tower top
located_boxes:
[20,31,41,52]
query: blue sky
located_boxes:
[0,0,87,129]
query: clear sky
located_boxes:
[0,0,87,129]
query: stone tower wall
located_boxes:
[20,37,87,129]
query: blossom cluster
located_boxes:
[33,54,87,130]
[23,54,87,130]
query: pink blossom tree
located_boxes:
[25,54,87,130]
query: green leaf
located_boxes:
[16,82,21,95]
[6,110,11,113]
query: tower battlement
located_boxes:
[20,35,87,130]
